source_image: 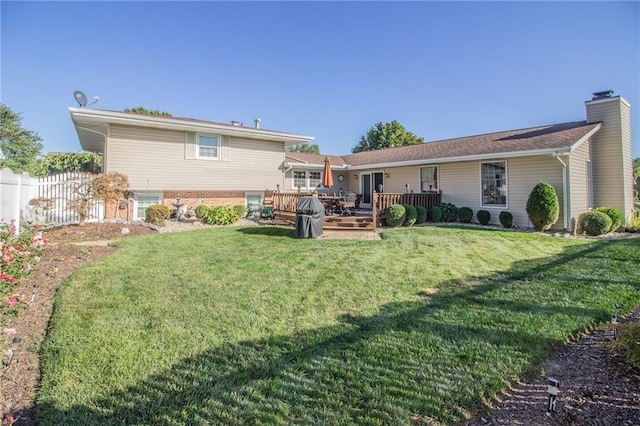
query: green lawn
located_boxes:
[38,226,640,425]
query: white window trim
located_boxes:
[480,161,508,208]
[196,133,221,160]
[419,165,439,192]
[134,192,163,221]
[292,169,321,191]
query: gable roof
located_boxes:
[286,121,601,169]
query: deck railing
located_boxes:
[272,192,315,214]
[372,192,442,227]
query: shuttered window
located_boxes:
[197,134,219,159]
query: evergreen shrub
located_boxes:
[579,211,612,236]
[458,207,473,223]
[385,204,406,227]
[415,206,427,224]
[499,211,513,228]
[402,204,417,227]
[439,203,458,222]
[594,206,623,232]
[429,206,443,222]
[526,182,559,231]
[477,210,491,225]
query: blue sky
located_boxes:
[2,1,639,158]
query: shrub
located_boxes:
[594,206,623,232]
[195,205,210,220]
[429,206,443,222]
[458,207,473,223]
[477,210,491,225]
[499,211,513,228]
[415,206,427,224]
[526,182,559,231]
[618,323,640,369]
[144,204,171,226]
[402,204,417,227]
[626,210,640,233]
[439,203,458,222]
[579,211,612,236]
[200,205,246,225]
[385,204,406,227]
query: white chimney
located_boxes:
[254,117,261,129]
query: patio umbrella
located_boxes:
[322,156,334,188]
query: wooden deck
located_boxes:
[275,210,376,231]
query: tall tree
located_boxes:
[0,104,44,174]
[352,120,424,153]
[633,157,639,201]
[286,143,321,154]
[123,107,172,117]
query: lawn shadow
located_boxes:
[235,225,295,238]
[36,238,640,425]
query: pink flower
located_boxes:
[6,296,18,306]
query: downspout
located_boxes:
[553,152,569,231]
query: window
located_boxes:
[481,162,507,206]
[135,193,162,220]
[293,170,321,190]
[420,166,438,192]
[246,192,263,217]
[309,171,321,188]
[197,134,219,159]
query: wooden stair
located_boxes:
[323,215,375,230]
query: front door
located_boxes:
[359,172,384,209]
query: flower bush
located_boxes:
[0,221,46,312]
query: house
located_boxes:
[70,91,633,231]
[69,109,314,220]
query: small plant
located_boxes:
[579,211,612,236]
[438,203,458,222]
[526,181,559,231]
[195,205,210,220]
[499,211,513,228]
[78,247,93,261]
[617,323,640,369]
[415,206,427,224]
[145,204,171,226]
[402,204,417,227]
[428,206,443,222]
[385,204,406,227]
[458,207,473,223]
[593,206,623,232]
[477,210,491,225]
[626,210,640,233]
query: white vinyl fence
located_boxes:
[0,169,104,233]
[0,168,38,235]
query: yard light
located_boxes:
[547,376,559,413]
[611,312,618,339]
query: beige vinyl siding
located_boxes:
[440,156,563,229]
[567,139,592,230]
[378,166,422,193]
[107,124,284,191]
[586,97,633,220]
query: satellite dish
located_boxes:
[73,90,99,107]
[74,90,88,107]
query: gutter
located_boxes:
[553,152,569,230]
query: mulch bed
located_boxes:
[1,223,638,425]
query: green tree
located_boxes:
[36,152,103,176]
[526,181,559,231]
[286,143,321,154]
[352,120,424,153]
[123,107,172,117]
[0,104,44,174]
